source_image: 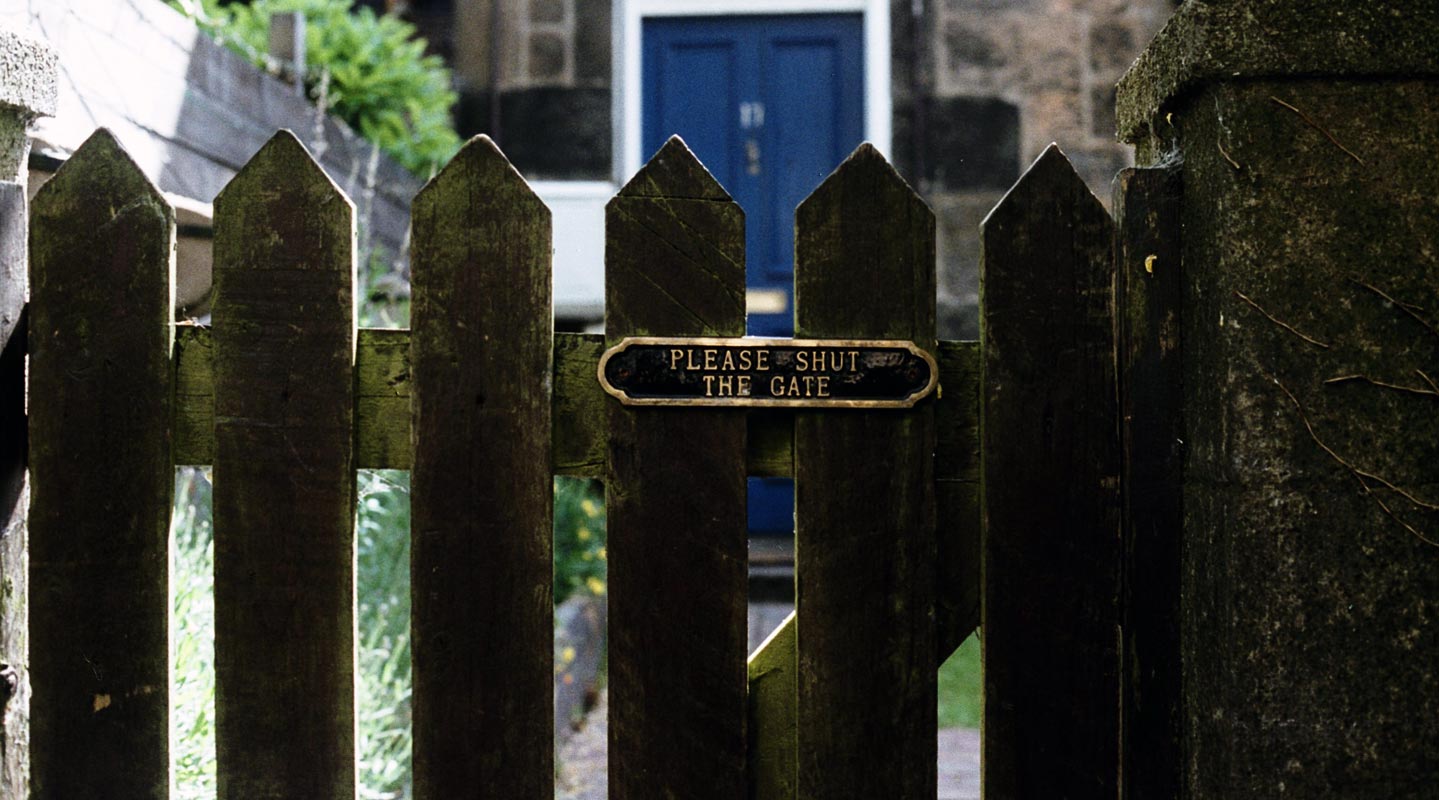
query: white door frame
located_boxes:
[612,0,892,185]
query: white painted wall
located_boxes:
[532,180,612,321]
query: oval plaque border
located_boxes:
[597,336,940,409]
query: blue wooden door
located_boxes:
[642,14,865,534]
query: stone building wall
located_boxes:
[445,0,613,180]
[918,0,1177,334]
[417,0,1180,335]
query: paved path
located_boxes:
[556,691,981,800]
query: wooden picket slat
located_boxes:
[1114,166,1183,800]
[409,135,554,799]
[27,129,174,798]
[748,340,977,800]
[748,611,797,800]
[980,144,1121,799]
[935,340,982,657]
[794,143,938,798]
[605,136,748,798]
[211,131,356,800]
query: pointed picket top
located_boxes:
[216,129,355,228]
[32,128,170,227]
[795,141,934,341]
[792,137,937,796]
[415,134,547,218]
[27,125,175,796]
[983,143,1108,230]
[210,127,358,796]
[796,142,927,224]
[617,135,732,200]
[979,138,1120,799]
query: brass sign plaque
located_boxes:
[598,337,938,408]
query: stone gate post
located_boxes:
[1116,2,1439,797]
[0,24,57,797]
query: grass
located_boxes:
[937,634,983,729]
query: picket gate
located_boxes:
[20,126,1139,799]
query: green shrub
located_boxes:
[172,470,216,799]
[170,469,415,798]
[166,0,462,175]
[554,478,607,603]
[172,471,607,796]
[354,471,413,797]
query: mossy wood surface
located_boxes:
[211,132,356,800]
[31,130,989,799]
[747,610,797,800]
[1115,1,1439,146]
[794,144,938,798]
[604,137,749,799]
[177,329,981,483]
[409,136,554,799]
[1114,166,1183,800]
[980,145,1121,800]
[27,130,174,799]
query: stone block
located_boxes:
[926,96,1022,191]
[531,0,566,25]
[944,20,1005,70]
[0,27,58,182]
[1117,1,1439,146]
[529,31,567,82]
[0,28,57,116]
[1089,20,1137,73]
[574,0,611,84]
[469,86,611,180]
[1022,89,1085,161]
[1117,5,1439,796]
[931,189,1003,339]
[1091,83,1118,138]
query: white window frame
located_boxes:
[612,0,892,184]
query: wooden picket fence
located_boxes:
[20,126,1155,799]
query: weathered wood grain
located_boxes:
[1114,166,1183,800]
[27,129,173,799]
[175,325,413,469]
[605,136,748,799]
[794,143,938,798]
[935,341,981,658]
[553,333,607,475]
[211,131,356,800]
[980,144,1122,800]
[173,333,982,487]
[409,135,554,799]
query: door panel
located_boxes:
[643,14,864,536]
[643,14,863,338]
